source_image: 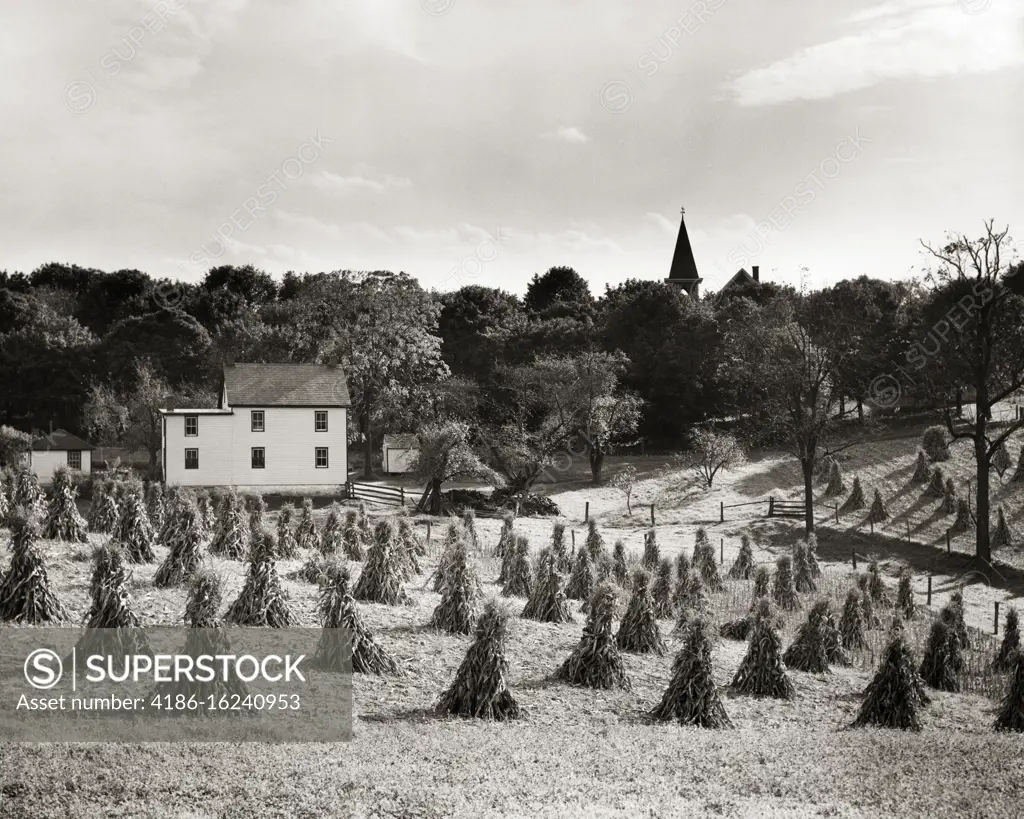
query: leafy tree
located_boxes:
[83,359,210,473]
[0,425,31,467]
[75,269,155,335]
[609,464,638,515]
[721,299,855,534]
[438,285,525,382]
[286,271,448,478]
[600,280,722,444]
[413,421,502,514]
[524,266,592,316]
[918,221,1024,563]
[685,425,746,488]
[100,310,214,391]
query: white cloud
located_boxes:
[729,0,1024,106]
[311,171,412,196]
[542,126,591,144]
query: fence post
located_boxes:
[995,601,1000,635]
[401,487,405,507]
[720,538,724,565]
[720,501,724,523]
[427,520,432,542]
[870,520,874,535]
[946,529,951,554]
[905,520,910,541]
[769,497,774,517]
[835,505,839,524]
[927,575,932,606]
[571,529,576,549]
[585,502,589,523]
[651,504,655,527]
[852,549,857,570]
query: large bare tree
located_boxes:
[920,221,1024,563]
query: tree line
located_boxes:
[1,222,1022,558]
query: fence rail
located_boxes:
[344,481,408,507]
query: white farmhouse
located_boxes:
[160,362,351,488]
[29,429,94,484]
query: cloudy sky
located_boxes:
[1,0,1021,295]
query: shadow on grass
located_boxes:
[359,707,443,725]
[809,526,1024,598]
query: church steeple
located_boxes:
[664,207,703,297]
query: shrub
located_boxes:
[437,599,521,719]
[941,590,970,650]
[312,561,400,675]
[651,617,732,728]
[616,568,665,655]
[320,504,344,555]
[550,522,571,574]
[556,584,630,690]
[585,518,605,567]
[341,510,365,561]
[922,425,950,462]
[673,551,693,608]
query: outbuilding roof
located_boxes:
[221,363,351,407]
[31,429,94,452]
[383,434,419,449]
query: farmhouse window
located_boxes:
[315,447,329,468]
[251,447,265,469]
[184,448,199,470]
[67,450,82,470]
[251,410,264,432]
[184,415,198,436]
[315,411,328,432]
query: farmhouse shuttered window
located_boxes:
[184,449,199,470]
[251,411,264,432]
[251,447,265,469]
[315,447,328,468]
[184,415,198,436]
[67,450,82,470]
[315,411,328,432]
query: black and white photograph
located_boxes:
[1,0,1024,816]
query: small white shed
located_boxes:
[30,429,94,484]
[382,434,419,474]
